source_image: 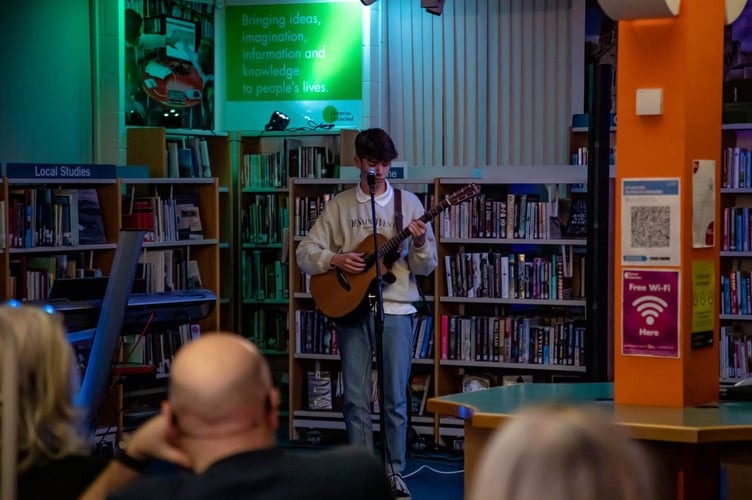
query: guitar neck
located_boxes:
[375,199,449,258]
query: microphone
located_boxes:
[367,167,376,188]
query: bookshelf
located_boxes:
[568,113,617,168]
[125,126,233,331]
[287,175,443,440]
[282,167,595,442]
[433,167,589,440]
[120,177,220,332]
[236,129,357,429]
[1,177,121,301]
[719,123,752,384]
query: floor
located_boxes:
[280,428,465,499]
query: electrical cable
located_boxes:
[402,464,465,478]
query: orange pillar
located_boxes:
[613,0,723,407]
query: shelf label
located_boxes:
[4,163,116,179]
[387,167,404,179]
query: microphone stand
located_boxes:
[368,178,387,468]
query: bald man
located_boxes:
[81,333,393,500]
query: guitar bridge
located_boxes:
[336,270,351,291]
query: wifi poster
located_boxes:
[622,269,680,357]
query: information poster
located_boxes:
[622,268,680,358]
[691,260,715,348]
[621,179,681,266]
[692,160,715,248]
[224,2,362,130]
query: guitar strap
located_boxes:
[394,188,403,233]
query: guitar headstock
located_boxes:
[445,183,481,205]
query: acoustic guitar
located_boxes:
[309,183,481,321]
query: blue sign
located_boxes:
[5,163,117,179]
[388,167,405,179]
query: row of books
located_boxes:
[9,254,97,301]
[440,192,561,240]
[122,192,204,243]
[137,248,203,293]
[720,269,752,315]
[244,309,288,352]
[241,151,285,189]
[287,142,335,179]
[6,187,106,248]
[720,325,752,381]
[239,144,337,190]
[295,309,337,355]
[293,193,336,236]
[569,146,616,167]
[122,324,201,378]
[241,252,289,301]
[722,206,752,252]
[412,315,434,359]
[241,194,288,245]
[440,314,586,367]
[166,138,212,179]
[722,146,752,189]
[443,249,585,301]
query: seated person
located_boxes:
[0,303,108,499]
[469,404,655,500]
[81,332,393,500]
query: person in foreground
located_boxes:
[296,128,438,498]
[81,332,393,500]
[0,303,108,499]
[469,404,655,500]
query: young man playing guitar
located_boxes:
[296,128,437,499]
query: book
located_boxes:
[564,194,588,237]
[307,371,332,410]
[198,139,212,177]
[409,373,432,415]
[186,260,202,289]
[176,203,203,240]
[76,188,106,244]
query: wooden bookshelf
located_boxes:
[236,129,357,433]
[124,126,233,332]
[719,123,752,383]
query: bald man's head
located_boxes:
[168,333,273,434]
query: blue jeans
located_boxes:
[336,313,415,474]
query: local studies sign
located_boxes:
[224,2,362,130]
[622,268,680,358]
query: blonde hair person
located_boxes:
[0,302,108,499]
[470,404,655,500]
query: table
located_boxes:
[427,382,752,500]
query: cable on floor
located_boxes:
[402,464,465,478]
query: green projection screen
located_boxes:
[224,1,362,130]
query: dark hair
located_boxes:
[354,128,398,163]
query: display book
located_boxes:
[719,123,752,383]
[433,167,590,437]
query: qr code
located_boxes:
[630,206,670,247]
